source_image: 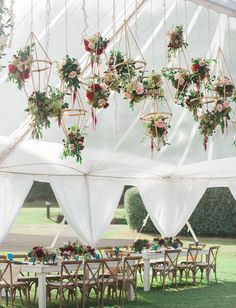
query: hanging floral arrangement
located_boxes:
[7,44,34,90]
[162,68,191,101]
[191,58,214,83]
[143,71,164,100]
[86,81,110,128]
[84,32,109,66]
[182,90,203,121]
[57,55,81,103]
[167,25,188,61]
[62,125,85,163]
[0,0,14,70]
[212,75,235,98]
[25,88,68,139]
[198,100,231,150]
[123,75,146,109]
[102,70,120,92]
[142,113,171,151]
[108,50,136,88]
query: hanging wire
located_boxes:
[150,0,155,68]
[135,0,138,39]
[207,8,211,57]
[97,0,100,32]
[124,0,127,21]
[8,0,15,48]
[175,0,178,24]
[112,0,116,47]
[163,0,167,65]
[81,0,89,43]
[64,0,68,54]
[30,0,34,32]
[184,0,188,40]
[227,16,232,67]
[44,0,51,86]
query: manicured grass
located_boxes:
[14,208,60,225]
[1,237,235,307]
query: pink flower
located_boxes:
[136,86,144,95]
[198,59,205,66]
[216,104,223,112]
[68,71,77,78]
[155,119,164,128]
[124,92,132,99]
[223,101,229,108]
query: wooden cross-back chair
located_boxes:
[196,246,220,283]
[151,249,181,290]
[47,260,83,307]
[178,248,201,287]
[100,257,122,307]
[78,259,103,308]
[118,256,142,305]
[0,260,30,307]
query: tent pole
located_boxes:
[186,221,199,243]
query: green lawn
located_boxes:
[0,237,235,307]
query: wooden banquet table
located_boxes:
[0,261,135,308]
[142,248,210,291]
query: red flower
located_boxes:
[103,102,109,109]
[86,91,94,101]
[84,39,91,52]
[191,63,200,72]
[93,83,101,91]
[96,47,104,55]
[20,72,30,80]
[8,64,16,74]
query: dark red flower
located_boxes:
[96,47,104,55]
[8,64,16,73]
[20,72,30,80]
[191,63,200,72]
[93,83,102,91]
[103,102,109,109]
[86,91,94,100]
[84,39,92,52]
[78,136,84,143]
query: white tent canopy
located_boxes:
[1,0,236,246]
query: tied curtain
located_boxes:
[0,175,33,244]
[137,179,209,237]
[50,176,124,247]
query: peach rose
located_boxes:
[155,119,164,128]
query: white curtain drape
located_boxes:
[137,179,209,237]
[0,175,33,244]
[50,176,124,247]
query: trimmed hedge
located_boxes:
[124,187,157,233]
[124,186,236,237]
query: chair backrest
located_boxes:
[97,246,113,258]
[122,256,142,283]
[186,248,201,266]
[101,257,122,285]
[83,259,103,286]
[189,242,206,249]
[60,260,83,287]
[208,246,220,268]
[164,250,181,271]
[0,260,21,285]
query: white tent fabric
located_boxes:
[49,176,124,247]
[137,179,209,237]
[0,174,33,244]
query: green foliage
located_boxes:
[25,181,57,203]
[124,187,157,233]
[181,187,236,236]
[125,186,236,237]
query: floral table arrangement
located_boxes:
[152,237,183,249]
[28,246,46,263]
[132,239,150,253]
[59,241,75,260]
[62,125,85,163]
[7,44,34,90]
[74,244,96,260]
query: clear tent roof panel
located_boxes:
[0,0,236,169]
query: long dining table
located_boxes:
[141,248,210,291]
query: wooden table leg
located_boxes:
[143,259,150,291]
[38,272,46,308]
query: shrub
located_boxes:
[124,187,157,233]
[125,186,236,237]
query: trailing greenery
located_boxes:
[124,186,236,236]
